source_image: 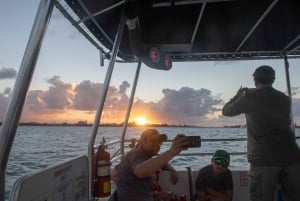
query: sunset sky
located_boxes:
[1,1,300,127]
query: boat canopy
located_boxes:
[57,0,300,66]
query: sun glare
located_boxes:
[134,117,148,126]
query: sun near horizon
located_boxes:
[133,117,149,126]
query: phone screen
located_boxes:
[183,136,201,148]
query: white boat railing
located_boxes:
[101,136,300,164]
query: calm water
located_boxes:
[3,126,300,199]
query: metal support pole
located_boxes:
[120,60,142,155]
[284,55,292,97]
[0,1,54,200]
[87,13,126,200]
[283,55,295,133]
[186,167,194,201]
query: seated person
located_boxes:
[152,169,174,201]
[195,150,233,201]
[152,168,188,201]
[116,128,190,201]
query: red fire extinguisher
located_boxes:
[94,143,111,197]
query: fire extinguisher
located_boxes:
[94,142,111,197]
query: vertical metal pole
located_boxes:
[186,167,194,201]
[0,1,54,200]
[120,60,142,155]
[284,55,292,97]
[88,14,126,200]
[283,55,295,133]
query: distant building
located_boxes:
[78,120,87,125]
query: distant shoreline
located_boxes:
[1,122,299,128]
[0,122,247,128]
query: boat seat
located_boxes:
[158,168,252,201]
[158,169,193,200]
[9,155,89,201]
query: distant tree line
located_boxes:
[1,122,299,128]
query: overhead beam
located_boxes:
[78,0,125,24]
[235,0,279,52]
[153,0,234,7]
[190,2,206,48]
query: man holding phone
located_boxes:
[222,65,300,201]
[116,129,191,201]
[195,150,233,201]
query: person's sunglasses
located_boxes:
[214,159,228,168]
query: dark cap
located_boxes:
[213,150,230,165]
[253,65,275,84]
[140,129,167,143]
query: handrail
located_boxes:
[121,60,142,155]
[87,11,126,200]
[105,136,300,165]
[177,152,247,157]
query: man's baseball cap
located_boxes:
[140,129,167,143]
[213,150,230,165]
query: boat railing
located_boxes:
[99,136,300,165]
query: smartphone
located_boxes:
[183,136,201,148]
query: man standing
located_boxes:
[116,128,190,201]
[222,65,300,201]
[195,150,233,201]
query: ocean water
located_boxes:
[4,126,300,200]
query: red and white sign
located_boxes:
[239,172,249,187]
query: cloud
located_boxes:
[0,68,17,79]
[159,87,221,116]
[158,87,223,125]
[73,80,102,110]
[41,76,74,109]
[0,64,248,126]
[18,77,132,123]
[119,81,130,94]
[22,76,74,115]
[130,87,223,125]
[25,90,46,112]
[20,76,223,125]
[71,80,130,122]
[115,81,130,109]
[73,80,130,112]
[2,76,300,126]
